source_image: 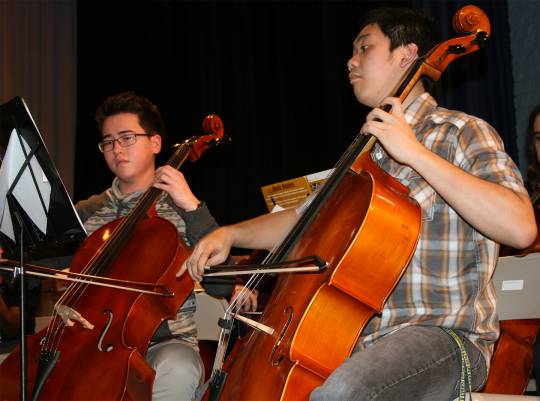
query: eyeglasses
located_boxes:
[98,133,153,153]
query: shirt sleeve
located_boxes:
[175,202,235,298]
[176,201,219,245]
[75,192,108,223]
[455,118,528,196]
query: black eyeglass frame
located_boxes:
[97,132,154,153]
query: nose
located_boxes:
[111,139,124,154]
[347,55,358,72]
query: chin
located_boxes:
[113,168,135,182]
[351,86,371,107]
[354,93,374,108]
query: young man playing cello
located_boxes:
[76,91,237,401]
[179,7,537,401]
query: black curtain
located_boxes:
[75,0,516,227]
[413,0,517,158]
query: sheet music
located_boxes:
[0,128,51,241]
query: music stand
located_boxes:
[0,97,86,400]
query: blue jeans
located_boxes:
[310,325,487,401]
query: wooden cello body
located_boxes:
[208,6,491,401]
[0,218,192,400]
[0,115,225,400]
[483,319,540,394]
[219,154,420,400]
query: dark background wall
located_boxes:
[74,0,518,227]
[508,0,540,171]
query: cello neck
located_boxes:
[267,5,491,265]
[80,140,194,277]
[81,116,226,278]
[127,138,195,225]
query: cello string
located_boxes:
[209,252,272,376]
[224,249,274,314]
[210,141,359,375]
[42,261,103,353]
[41,222,128,352]
[208,145,358,377]
[42,263,99,352]
[210,251,275,377]
[42,141,195,353]
[42,202,156,353]
[40,192,161,353]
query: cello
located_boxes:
[0,115,225,400]
[205,6,491,400]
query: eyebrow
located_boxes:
[353,33,370,44]
[102,130,135,138]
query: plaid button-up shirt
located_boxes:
[359,92,528,369]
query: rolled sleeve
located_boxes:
[456,119,528,195]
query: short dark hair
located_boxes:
[358,7,439,57]
[95,91,166,140]
[526,105,540,197]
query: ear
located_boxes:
[399,43,419,68]
[151,134,162,155]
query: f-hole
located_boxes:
[269,306,293,366]
[97,309,114,352]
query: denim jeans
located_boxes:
[310,325,487,401]
[146,339,203,401]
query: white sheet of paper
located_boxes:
[0,128,51,241]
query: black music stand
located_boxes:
[0,97,86,400]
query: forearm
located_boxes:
[179,208,299,280]
[229,208,299,251]
[411,148,537,248]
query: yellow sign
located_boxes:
[260,169,333,212]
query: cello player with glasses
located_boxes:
[74,91,251,401]
[180,7,537,401]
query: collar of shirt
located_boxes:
[110,177,144,204]
[403,92,437,131]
